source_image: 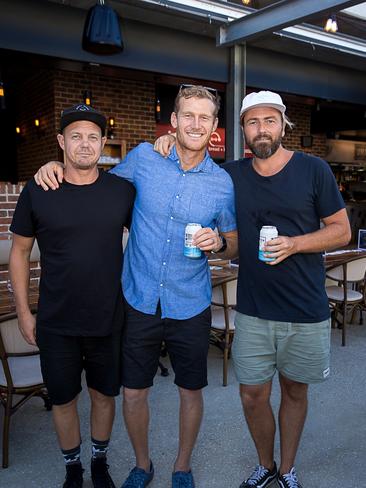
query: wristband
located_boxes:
[211,236,227,254]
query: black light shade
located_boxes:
[82,1,123,55]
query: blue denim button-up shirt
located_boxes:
[110,143,236,319]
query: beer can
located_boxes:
[259,226,278,262]
[184,223,202,259]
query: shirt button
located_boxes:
[176,195,179,199]
[160,283,163,287]
[182,174,186,177]
[163,262,166,265]
[167,239,170,243]
[170,216,174,220]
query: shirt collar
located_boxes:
[169,145,214,173]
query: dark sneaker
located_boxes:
[91,457,116,488]
[278,467,303,488]
[63,463,84,488]
[121,462,154,488]
[239,462,277,488]
[172,470,195,488]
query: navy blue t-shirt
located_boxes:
[10,171,135,336]
[223,152,345,323]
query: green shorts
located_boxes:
[232,312,331,385]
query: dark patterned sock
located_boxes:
[91,437,110,459]
[62,444,81,465]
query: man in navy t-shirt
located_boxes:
[223,91,351,488]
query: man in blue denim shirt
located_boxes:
[34,85,237,488]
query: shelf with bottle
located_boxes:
[98,139,126,168]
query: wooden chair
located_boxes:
[211,278,237,386]
[326,257,366,346]
[0,311,51,468]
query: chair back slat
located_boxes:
[0,239,40,265]
[346,257,366,282]
[326,257,366,283]
[0,315,39,355]
[212,279,237,307]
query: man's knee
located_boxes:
[239,382,271,410]
[123,387,149,407]
[89,387,115,407]
[178,387,203,404]
[280,374,308,402]
[53,395,79,412]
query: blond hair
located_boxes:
[174,85,221,117]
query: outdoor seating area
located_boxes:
[0,318,365,487]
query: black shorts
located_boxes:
[121,302,211,390]
[36,329,122,405]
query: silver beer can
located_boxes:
[259,226,278,262]
[184,223,202,259]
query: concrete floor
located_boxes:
[1,321,366,487]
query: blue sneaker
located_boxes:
[172,470,195,488]
[121,462,154,488]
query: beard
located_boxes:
[70,156,98,171]
[72,161,98,170]
[247,134,282,159]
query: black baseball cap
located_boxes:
[59,104,107,134]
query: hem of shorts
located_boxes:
[279,370,330,385]
[235,373,275,386]
[49,387,82,406]
[174,380,208,390]
[121,381,154,390]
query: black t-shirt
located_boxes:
[223,152,345,323]
[10,171,135,336]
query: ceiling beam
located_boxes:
[218,0,363,47]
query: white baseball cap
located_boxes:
[240,91,286,118]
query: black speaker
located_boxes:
[82,2,123,55]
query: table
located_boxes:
[324,248,366,268]
[210,261,238,288]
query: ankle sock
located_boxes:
[62,444,81,465]
[91,437,110,459]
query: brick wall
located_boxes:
[16,69,156,180]
[0,183,40,295]
[16,70,58,180]
[54,70,156,154]
[284,101,327,158]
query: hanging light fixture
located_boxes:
[155,98,161,122]
[107,116,115,138]
[0,80,5,110]
[324,14,338,33]
[83,90,92,106]
[82,0,123,55]
[242,0,251,5]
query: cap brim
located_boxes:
[240,102,286,117]
[60,112,106,134]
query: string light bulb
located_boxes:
[242,0,251,4]
[16,126,21,134]
[34,118,40,127]
[325,14,338,33]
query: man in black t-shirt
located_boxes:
[223,91,351,488]
[9,105,135,488]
